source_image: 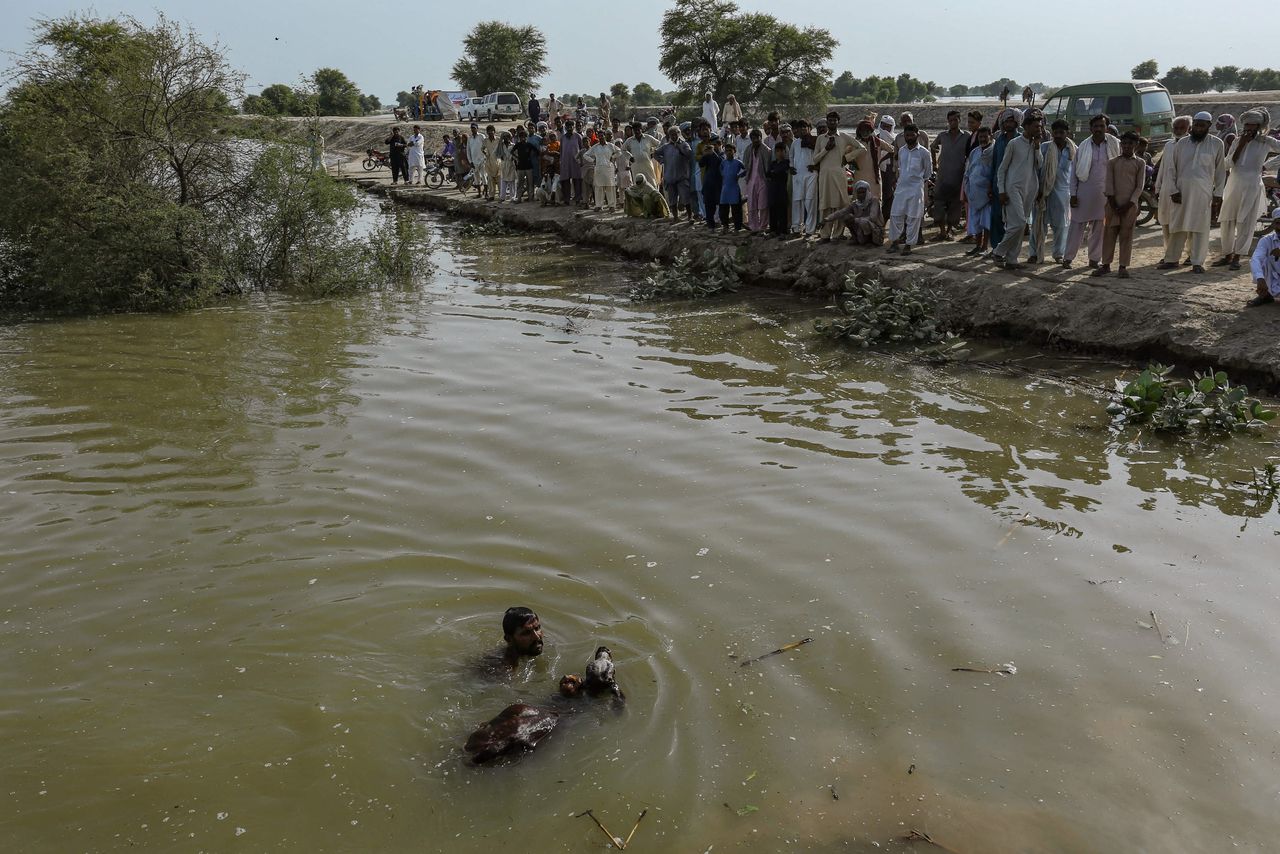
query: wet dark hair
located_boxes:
[968,110,984,122]
[503,606,538,637]
[1051,119,1069,131]
[774,141,787,151]
[1121,131,1140,143]
[903,123,919,134]
[946,110,960,118]
[1090,114,1110,127]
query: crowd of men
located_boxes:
[381,94,1280,308]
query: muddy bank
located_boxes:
[335,165,1280,388]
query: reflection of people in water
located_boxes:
[480,606,545,678]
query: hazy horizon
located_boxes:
[0,1,1266,102]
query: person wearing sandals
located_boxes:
[1215,108,1280,271]
[1246,211,1280,306]
[1093,133,1144,280]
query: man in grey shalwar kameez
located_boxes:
[993,114,1043,269]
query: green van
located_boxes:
[1040,80,1176,147]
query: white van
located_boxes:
[457,97,484,122]
[480,92,522,122]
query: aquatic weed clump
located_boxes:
[458,220,517,238]
[1106,363,1275,432]
[629,249,741,301]
[814,271,944,347]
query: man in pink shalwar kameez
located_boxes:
[743,128,772,232]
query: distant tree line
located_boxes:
[1132,60,1280,94]
[242,68,380,117]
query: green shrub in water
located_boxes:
[1106,363,1276,432]
[458,220,516,238]
[629,249,741,301]
[814,271,944,347]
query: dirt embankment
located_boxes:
[331,159,1280,389]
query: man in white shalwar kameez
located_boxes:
[701,93,720,137]
[466,123,487,197]
[1247,211,1280,306]
[586,133,622,210]
[622,123,662,188]
[786,121,818,237]
[993,114,1043,268]
[1214,108,1280,269]
[1153,115,1191,251]
[407,126,427,184]
[1157,112,1226,273]
[887,125,933,255]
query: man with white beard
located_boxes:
[1156,112,1226,273]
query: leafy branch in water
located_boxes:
[1106,363,1276,432]
[814,271,945,347]
[459,220,516,238]
[629,249,741,301]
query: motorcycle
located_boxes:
[425,155,453,189]
[362,148,391,171]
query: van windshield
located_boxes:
[1141,90,1174,114]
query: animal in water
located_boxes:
[584,646,625,702]
[464,704,560,764]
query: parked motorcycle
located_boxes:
[362,148,391,171]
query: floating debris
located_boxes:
[738,637,813,667]
[951,662,1017,677]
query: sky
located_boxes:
[0,0,1267,101]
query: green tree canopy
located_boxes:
[0,14,393,315]
[451,21,548,95]
[981,78,1019,97]
[609,83,631,117]
[632,82,661,105]
[395,90,414,108]
[948,84,970,97]
[312,67,361,116]
[659,0,834,114]
[1211,65,1240,91]
[1131,59,1159,79]
[1238,67,1280,91]
[1160,66,1211,94]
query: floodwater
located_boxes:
[4,207,1280,854]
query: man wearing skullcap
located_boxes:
[1062,115,1120,269]
[1246,211,1280,306]
[1156,112,1226,273]
[1214,108,1280,270]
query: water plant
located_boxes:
[1106,363,1275,432]
[628,249,741,301]
[813,271,944,347]
[459,220,516,238]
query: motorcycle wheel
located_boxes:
[362,158,377,171]
[427,170,444,189]
[1136,193,1155,227]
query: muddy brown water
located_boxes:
[4,205,1280,853]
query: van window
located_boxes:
[498,94,519,105]
[1043,96,1065,118]
[1106,95,1133,115]
[484,94,496,103]
[1140,90,1173,114]
[1071,95,1106,116]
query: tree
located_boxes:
[451,21,548,96]
[831,71,859,100]
[895,73,933,102]
[1160,66,1211,94]
[609,83,631,118]
[359,93,382,114]
[0,14,386,314]
[1238,68,1280,91]
[948,84,970,97]
[1211,65,1240,91]
[632,82,661,106]
[396,90,414,108]
[981,78,1019,97]
[312,67,361,116]
[260,82,303,115]
[1131,59,1159,80]
[658,0,834,115]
